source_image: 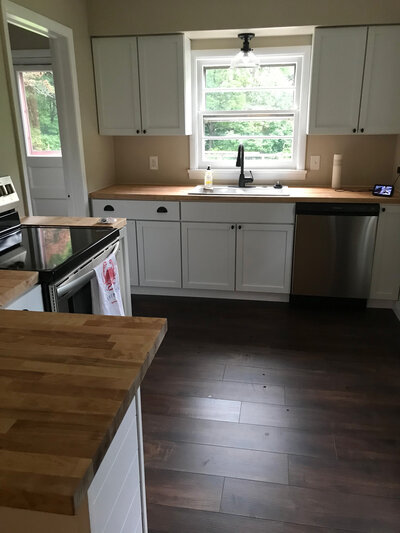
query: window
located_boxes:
[190,47,310,179]
[16,68,62,157]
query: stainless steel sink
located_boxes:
[188,185,291,196]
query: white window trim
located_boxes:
[189,46,311,183]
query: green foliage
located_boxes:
[22,71,61,153]
[203,64,296,161]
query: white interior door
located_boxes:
[14,61,67,216]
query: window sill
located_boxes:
[188,169,307,182]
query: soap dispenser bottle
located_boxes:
[204,166,213,190]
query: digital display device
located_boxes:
[372,184,394,197]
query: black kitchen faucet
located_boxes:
[236,144,254,187]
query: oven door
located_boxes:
[47,237,121,313]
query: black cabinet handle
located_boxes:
[231,225,234,229]
[136,130,140,134]
[382,207,386,212]
[238,225,242,229]
[360,128,364,133]
[352,128,357,133]
[104,205,115,211]
[157,206,168,213]
[143,129,147,134]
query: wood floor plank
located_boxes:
[146,359,226,381]
[145,469,224,512]
[221,478,400,532]
[285,387,400,409]
[334,431,400,462]
[141,393,241,423]
[144,440,288,484]
[240,401,382,432]
[141,377,285,404]
[147,504,352,533]
[288,455,400,499]
[143,414,336,458]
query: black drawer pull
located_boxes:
[157,206,168,213]
[104,205,115,211]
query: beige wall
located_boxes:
[88,0,400,35]
[0,0,115,215]
[113,135,398,187]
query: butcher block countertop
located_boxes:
[89,185,400,204]
[0,271,39,309]
[21,215,127,230]
[0,311,167,515]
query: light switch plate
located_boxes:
[310,155,320,170]
[149,156,159,170]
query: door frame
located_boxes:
[0,0,89,216]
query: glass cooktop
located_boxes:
[0,225,119,283]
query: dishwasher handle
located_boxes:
[295,202,380,216]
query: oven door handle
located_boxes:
[56,241,120,299]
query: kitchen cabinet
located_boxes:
[181,222,236,290]
[127,220,139,286]
[92,34,191,136]
[5,285,44,311]
[309,25,400,135]
[236,224,294,293]
[136,221,181,288]
[369,205,400,301]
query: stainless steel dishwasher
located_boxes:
[291,203,380,301]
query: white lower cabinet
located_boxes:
[5,285,44,311]
[127,220,139,286]
[236,224,294,293]
[369,205,400,300]
[136,221,181,287]
[181,222,236,290]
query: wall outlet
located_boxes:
[310,155,320,171]
[149,155,158,170]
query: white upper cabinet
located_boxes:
[92,37,141,135]
[309,27,367,135]
[359,26,400,134]
[92,34,191,136]
[308,25,400,135]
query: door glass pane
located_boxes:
[18,70,62,156]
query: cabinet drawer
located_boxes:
[181,202,295,224]
[92,199,180,220]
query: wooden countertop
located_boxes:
[0,271,39,309]
[89,185,400,204]
[0,311,167,515]
[21,216,127,230]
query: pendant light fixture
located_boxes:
[231,33,260,69]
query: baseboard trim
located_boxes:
[131,286,289,302]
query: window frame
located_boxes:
[189,46,311,182]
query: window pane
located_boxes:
[205,64,296,89]
[204,138,293,161]
[204,118,294,137]
[205,89,295,111]
[19,71,62,156]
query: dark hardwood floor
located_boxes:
[133,296,400,533]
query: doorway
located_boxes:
[1,0,88,216]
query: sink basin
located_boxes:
[188,185,291,196]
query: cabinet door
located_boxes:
[236,224,294,293]
[136,221,181,287]
[308,27,367,134]
[92,37,141,135]
[359,26,400,134]
[181,222,235,290]
[369,205,400,300]
[138,34,191,135]
[127,220,139,286]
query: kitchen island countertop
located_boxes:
[0,271,39,309]
[0,310,167,515]
[89,184,400,204]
